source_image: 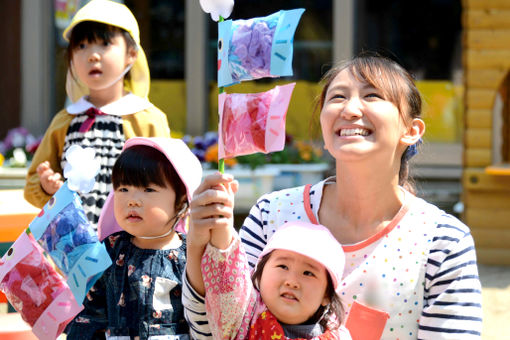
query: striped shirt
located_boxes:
[182,179,482,339]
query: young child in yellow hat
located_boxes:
[24,0,170,228]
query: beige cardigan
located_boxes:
[24,105,170,208]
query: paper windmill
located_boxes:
[199,0,234,21]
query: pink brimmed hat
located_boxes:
[256,221,345,292]
[97,137,202,240]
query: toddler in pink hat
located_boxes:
[66,137,201,339]
[191,218,352,339]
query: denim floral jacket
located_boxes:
[65,231,189,339]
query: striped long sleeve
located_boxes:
[418,217,483,339]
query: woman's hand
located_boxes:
[36,161,64,195]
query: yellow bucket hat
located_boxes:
[62,0,150,102]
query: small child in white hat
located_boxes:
[188,209,352,339]
[66,137,202,339]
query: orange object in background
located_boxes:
[0,190,40,244]
[0,313,38,339]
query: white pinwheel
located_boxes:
[199,0,234,21]
[63,145,100,193]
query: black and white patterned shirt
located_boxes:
[62,94,153,227]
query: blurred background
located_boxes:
[0,0,465,212]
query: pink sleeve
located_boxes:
[202,236,260,340]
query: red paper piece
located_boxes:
[218,83,295,159]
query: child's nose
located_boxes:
[284,274,300,289]
[88,51,101,63]
[128,196,142,207]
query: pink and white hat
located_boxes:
[256,221,345,292]
[97,137,202,240]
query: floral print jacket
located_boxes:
[65,231,189,339]
[202,236,351,340]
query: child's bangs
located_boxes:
[112,145,174,189]
[69,21,122,49]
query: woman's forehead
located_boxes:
[328,68,377,91]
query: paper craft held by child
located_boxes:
[0,232,83,340]
[28,145,111,305]
[218,9,305,87]
[218,83,295,159]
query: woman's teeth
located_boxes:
[340,128,370,136]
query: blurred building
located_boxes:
[462,0,510,265]
[1,0,467,223]
[1,0,462,138]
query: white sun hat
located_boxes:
[256,221,345,292]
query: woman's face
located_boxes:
[320,69,409,164]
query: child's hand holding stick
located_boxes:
[186,172,238,295]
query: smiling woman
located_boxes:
[183,54,483,340]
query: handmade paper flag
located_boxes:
[218,83,295,159]
[29,145,111,304]
[0,232,83,340]
[218,8,305,87]
[29,182,112,304]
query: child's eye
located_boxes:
[276,264,288,270]
[78,43,86,49]
[103,41,110,47]
[144,187,157,193]
[116,187,128,192]
[303,270,316,277]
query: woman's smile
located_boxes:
[338,127,371,137]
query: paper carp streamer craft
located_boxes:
[218,8,305,87]
[0,232,83,340]
[29,182,112,304]
[199,0,234,22]
[218,83,295,159]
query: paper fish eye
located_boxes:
[48,196,56,209]
[218,38,223,52]
[5,247,14,259]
